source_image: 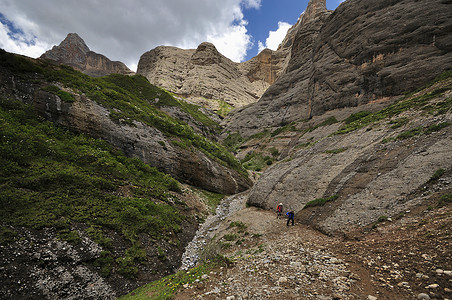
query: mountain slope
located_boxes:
[223,0,452,138]
[136,38,293,112]
[0,50,251,194]
[246,71,452,234]
[40,33,134,77]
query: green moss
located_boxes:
[0,51,247,178]
[271,123,298,137]
[325,147,347,154]
[43,85,76,103]
[344,111,372,124]
[223,132,244,152]
[119,255,231,300]
[217,100,234,118]
[241,152,272,171]
[429,168,445,182]
[437,193,452,208]
[200,190,225,214]
[304,195,339,208]
[94,251,114,277]
[396,126,423,140]
[335,72,452,135]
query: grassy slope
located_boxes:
[0,49,246,177]
[0,49,242,280]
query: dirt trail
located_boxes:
[176,197,451,300]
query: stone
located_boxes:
[417,293,431,300]
[368,296,378,300]
[425,284,439,289]
[278,276,288,284]
[40,33,134,77]
[137,39,293,110]
[224,0,452,138]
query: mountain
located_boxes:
[0,49,251,298]
[40,33,134,77]
[223,0,452,137]
[136,39,293,112]
[1,0,451,298]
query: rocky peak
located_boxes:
[41,33,90,65]
[303,0,327,23]
[40,33,134,77]
[191,42,223,65]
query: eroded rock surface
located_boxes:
[224,0,452,137]
[41,33,134,77]
[137,39,293,110]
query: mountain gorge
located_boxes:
[1,0,451,299]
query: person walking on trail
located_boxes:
[286,211,295,226]
[276,203,283,219]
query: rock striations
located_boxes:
[40,33,134,77]
[224,0,452,137]
[137,39,293,110]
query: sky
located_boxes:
[0,0,345,72]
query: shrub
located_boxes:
[437,194,452,208]
[344,111,371,124]
[429,168,445,182]
[304,195,339,208]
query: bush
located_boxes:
[344,111,371,124]
[304,195,339,208]
[429,168,445,182]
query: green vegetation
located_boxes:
[389,117,409,129]
[304,195,339,208]
[0,49,246,177]
[344,111,371,124]
[229,221,247,232]
[336,71,452,135]
[429,168,445,182]
[424,121,450,135]
[43,85,76,103]
[437,193,452,208]
[396,126,424,140]
[0,96,187,277]
[223,132,244,152]
[217,99,234,118]
[200,190,225,214]
[119,255,231,300]
[308,116,338,132]
[377,216,389,223]
[223,233,238,241]
[241,152,273,171]
[271,123,297,137]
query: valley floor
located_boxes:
[175,196,451,300]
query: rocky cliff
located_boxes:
[0,54,250,195]
[245,74,452,235]
[136,39,293,111]
[40,33,134,77]
[224,0,452,137]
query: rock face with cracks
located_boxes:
[137,39,293,110]
[40,33,134,77]
[224,0,452,138]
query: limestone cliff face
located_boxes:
[224,0,452,137]
[137,40,292,110]
[0,63,250,195]
[40,33,134,77]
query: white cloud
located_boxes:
[243,0,262,9]
[257,21,292,53]
[0,0,260,70]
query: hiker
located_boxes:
[286,210,295,226]
[276,203,283,219]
